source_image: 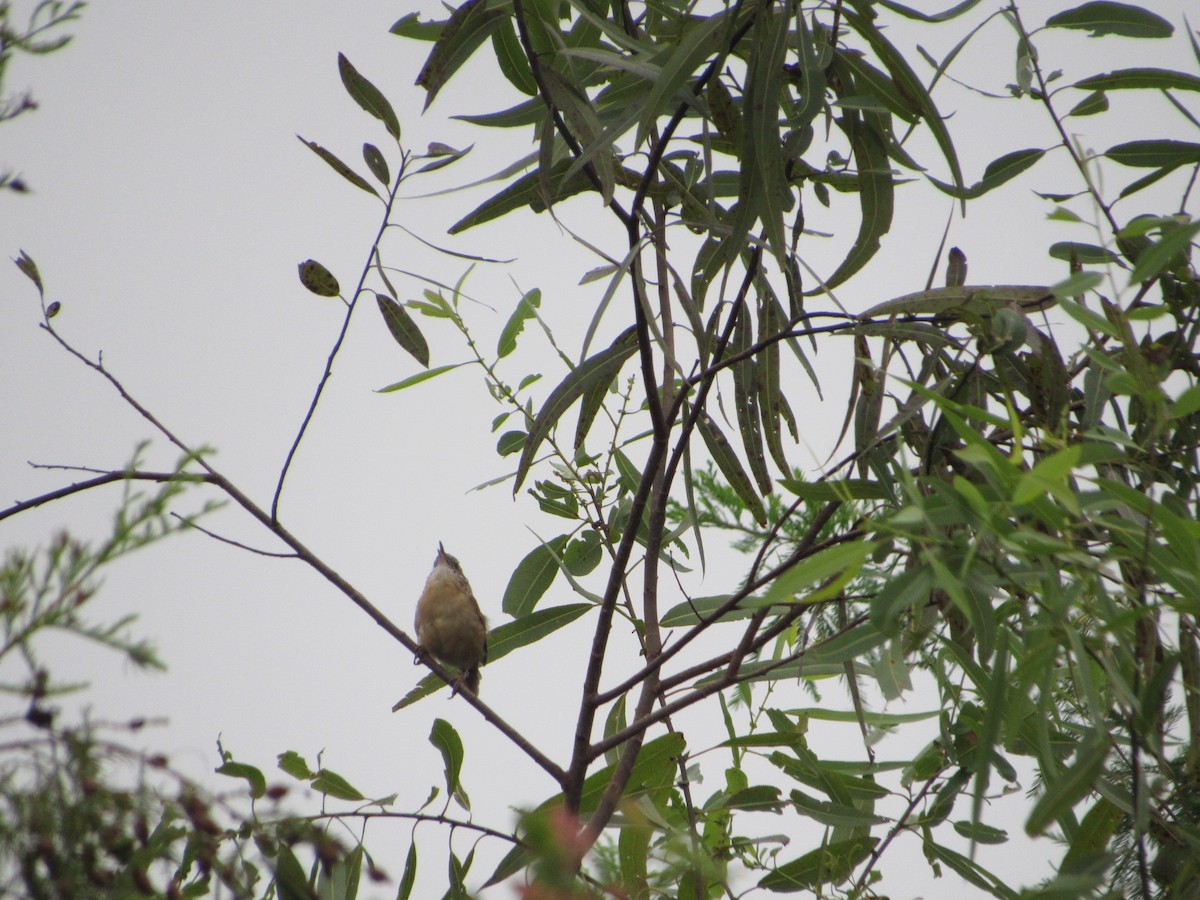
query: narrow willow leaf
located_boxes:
[501,535,568,617]
[491,19,537,96]
[338,53,401,139]
[758,296,788,473]
[732,302,771,493]
[1026,732,1109,836]
[634,12,728,149]
[929,148,1045,200]
[1047,2,1173,39]
[1067,89,1109,117]
[297,136,380,197]
[763,541,874,607]
[778,478,891,501]
[393,604,592,709]
[273,846,311,900]
[362,142,390,185]
[377,362,466,394]
[376,293,430,367]
[1061,797,1123,867]
[697,411,767,526]
[277,751,313,780]
[15,250,42,294]
[397,843,418,900]
[1129,219,1200,283]
[1075,67,1200,92]
[1105,139,1200,168]
[823,112,894,289]
[758,837,877,892]
[540,64,615,204]
[514,327,638,491]
[1048,241,1121,265]
[498,288,541,358]
[449,158,592,233]
[875,0,982,23]
[415,0,506,110]
[843,10,965,198]
[430,718,469,810]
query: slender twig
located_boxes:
[271,156,410,522]
[24,323,569,785]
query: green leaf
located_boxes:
[297,136,380,197]
[274,846,312,900]
[491,20,537,96]
[759,837,877,891]
[1062,797,1123,868]
[297,259,340,297]
[498,288,541,358]
[929,148,1045,200]
[778,478,891,502]
[1047,2,1173,39]
[311,768,366,802]
[823,114,894,290]
[789,790,887,827]
[660,593,762,626]
[415,0,506,110]
[215,761,266,799]
[696,411,767,527]
[1129,219,1200,283]
[377,362,466,394]
[1066,89,1109,117]
[763,541,874,607]
[376,293,430,367]
[397,843,418,900]
[1049,241,1121,265]
[1026,732,1109,836]
[1076,68,1200,92]
[338,53,401,140]
[15,250,42,294]
[496,430,526,456]
[502,535,568,617]
[362,143,390,185]
[1105,139,1200,168]
[449,158,593,233]
[843,9,964,198]
[430,718,470,811]
[634,12,728,150]
[514,327,638,491]
[277,750,313,780]
[393,605,591,708]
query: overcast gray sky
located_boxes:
[3,2,1197,896]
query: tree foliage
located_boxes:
[5,1,1200,897]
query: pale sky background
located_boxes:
[2,2,1197,897]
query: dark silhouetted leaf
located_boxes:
[339,53,401,139]
[376,293,430,367]
[363,142,390,184]
[297,136,380,197]
[298,259,340,297]
[1047,2,1172,39]
[415,0,506,110]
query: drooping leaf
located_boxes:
[696,411,767,526]
[449,158,593,233]
[1026,732,1109,836]
[498,288,541,358]
[377,363,466,394]
[491,19,537,96]
[338,53,401,139]
[514,327,638,491]
[215,761,266,799]
[822,112,894,290]
[430,718,470,810]
[376,293,430,367]
[929,148,1045,200]
[415,0,507,110]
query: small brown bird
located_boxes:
[414,543,488,695]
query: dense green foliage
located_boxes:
[5,1,1200,897]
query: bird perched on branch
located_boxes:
[414,543,487,695]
